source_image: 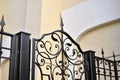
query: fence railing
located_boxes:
[84,49,120,80]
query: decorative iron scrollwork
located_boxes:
[33,30,84,80]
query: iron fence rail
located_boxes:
[84,50,120,80]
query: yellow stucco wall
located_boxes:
[40,0,62,34]
[0,0,27,33]
[40,0,83,34]
[0,60,9,80]
[77,19,120,57]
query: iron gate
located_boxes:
[31,30,85,80]
[31,30,120,80]
[0,16,120,80]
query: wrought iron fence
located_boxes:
[95,49,120,80]
[0,16,15,80]
[84,49,120,80]
[0,16,30,80]
[0,16,120,80]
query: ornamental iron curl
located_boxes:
[32,30,85,80]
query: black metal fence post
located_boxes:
[15,32,31,80]
[31,38,36,80]
[9,35,16,80]
[84,50,96,80]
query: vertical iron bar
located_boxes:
[0,34,1,80]
[61,23,64,80]
[0,15,5,64]
[96,58,100,80]
[113,53,118,80]
[14,34,19,80]
[108,62,112,80]
[31,39,36,80]
[84,50,96,80]
[84,51,89,80]
[9,35,16,80]
[61,16,65,80]
[16,32,31,80]
[0,33,3,64]
[101,49,106,80]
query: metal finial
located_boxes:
[113,51,115,57]
[113,51,116,61]
[101,48,104,58]
[0,15,5,32]
[60,15,64,29]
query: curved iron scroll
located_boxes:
[32,30,85,80]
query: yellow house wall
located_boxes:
[40,0,62,34]
[0,0,27,33]
[40,0,83,34]
[0,60,9,80]
[77,19,120,57]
